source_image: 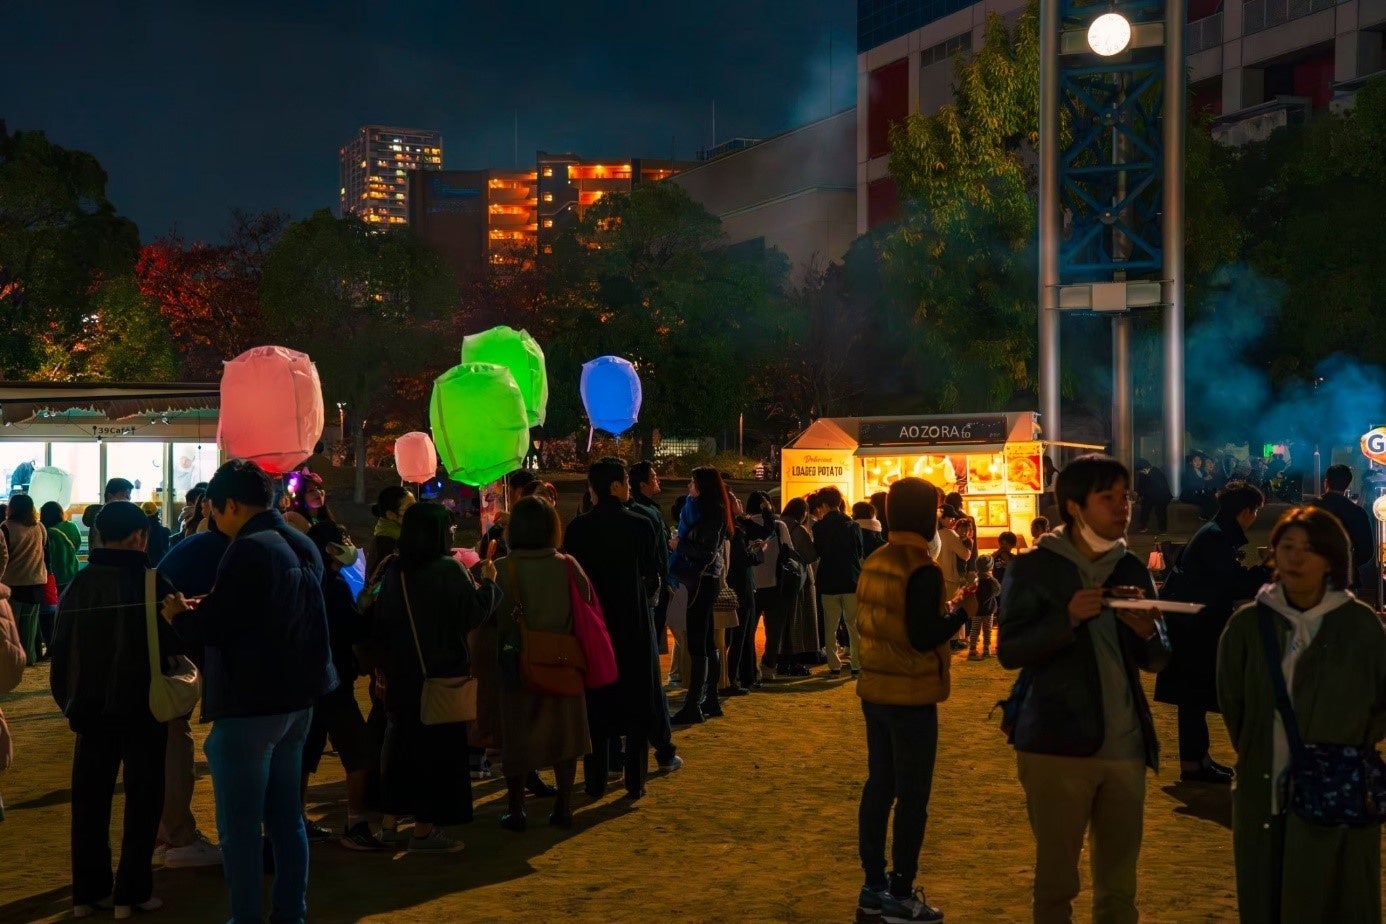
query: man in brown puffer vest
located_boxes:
[853,477,967,924]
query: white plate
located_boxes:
[1107,599,1205,615]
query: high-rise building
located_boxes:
[339,125,443,226]
[536,152,692,250]
[855,0,1386,232]
[407,168,538,282]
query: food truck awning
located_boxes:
[0,382,220,424]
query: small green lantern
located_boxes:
[429,362,529,486]
[460,325,549,427]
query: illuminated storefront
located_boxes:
[0,383,222,531]
[781,412,1045,545]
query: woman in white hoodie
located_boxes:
[1217,505,1386,923]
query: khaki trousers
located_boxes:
[821,593,860,671]
[1016,752,1147,924]
[157,714,198,846]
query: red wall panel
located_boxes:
[868,58,909,159]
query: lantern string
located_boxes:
[586,425,594,453]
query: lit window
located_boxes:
[543,193,553,202]
[543,219,553,228]
[543,244,553,254]
[542,167,553,178]
[360,160,367,168]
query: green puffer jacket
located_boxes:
[1217,595,1386,924]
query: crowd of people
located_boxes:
[0,448,1382,923]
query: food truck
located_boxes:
[780,412,1046,546]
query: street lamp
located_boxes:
[1087,12,1132,56]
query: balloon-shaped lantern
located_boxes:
[580,356,642,436]
[459,326,548,427]
[394,431,438,483]
[429,362,529,486]
[218,346,324,474]
[27,466,73,510]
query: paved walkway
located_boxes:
[0,646,1321,923]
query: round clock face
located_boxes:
[1088,13,1132,56]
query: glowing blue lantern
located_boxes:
[580,356,642,436]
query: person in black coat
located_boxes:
[563,457,662,799]
[1155,480,1271,783]
[1133,459,1172,533]
[1308,464,1376,592]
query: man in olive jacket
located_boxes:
[998,455,1169,924]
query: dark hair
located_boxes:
[886,477,938,540]
[782,497,808,522]
[1215,480,1264,520]
[184,486,205,507]
[671,494,687,521]
[691,466,734,535]
[372,485,411,518]
[852,500,875,520]
[870,491,889,532]
[1269,506,1352,590]
[998,531,1018,549]
[396,502,453,571]
[104,477,134,500]
[207,460,275,511]
[1324,464,1353,492]
[630,460,656,490]
[943,491,964,511]
[815,486,845,512]
[6,493,37,525]
[746,490,773,516]
[588,456,627,501]
[291,477,334,525]
[39,500,65,528]
[508,469,539,495]
[507,495,563,551]
[1030,516,1050,536]
[82,504,102,528]
[306,520,349,558]
[1054,454,1129,527]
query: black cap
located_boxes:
[94,501,148,543]
[939,504,962,520]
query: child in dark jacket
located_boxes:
[966,555,1003,660]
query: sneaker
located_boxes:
[378,825,405,847]
[114,898,163,919]
[163,833,222,869]
[881,888,944,923]
[658,755,684,773]
[967,651,983,661]
[304,819,334,841]
[72,897,113,918]
[407,829,465,853]
[340,821,387,851]
[856,885,888,920]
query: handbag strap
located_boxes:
[1256,602,1307,760]
[143,568,162,674]
[399,571,430,681]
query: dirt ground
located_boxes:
[8,629,1362,924]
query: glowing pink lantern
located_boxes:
[394,431,438,483]
[218,346,324,474]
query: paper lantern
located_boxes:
[429,362,529,487]
[460,326,548,427]
[580,355,642,436]
[218,346,324,474]
[394,431,438,484]
[27,466,73,510]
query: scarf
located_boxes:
[855,517,882,534]
[1254,582,1352,813]
[373,517,402,541]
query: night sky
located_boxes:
[2,0,856,243]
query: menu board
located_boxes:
[1005,441,1044,493]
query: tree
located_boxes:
[259,210,458,496]
[137,210,285,378]
[544,182,792,447]
[0,123,140,377]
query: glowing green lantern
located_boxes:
[429,362,529,486]
[460,326,548,427]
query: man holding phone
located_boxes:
[997,455,1170,924]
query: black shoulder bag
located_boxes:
[1256,603,1386,827]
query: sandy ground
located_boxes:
[4,627,1356,924]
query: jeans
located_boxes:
[683,574,721,708]
[858,701,939,892]
[1176,704,1211,765]
[71,722,167,907]
[205,709,312,924]
[725,568,757,684]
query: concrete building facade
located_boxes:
[671,109,858,283]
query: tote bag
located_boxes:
[401,572,477,725]
[566,556,617,689]
[145,570,201,723]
